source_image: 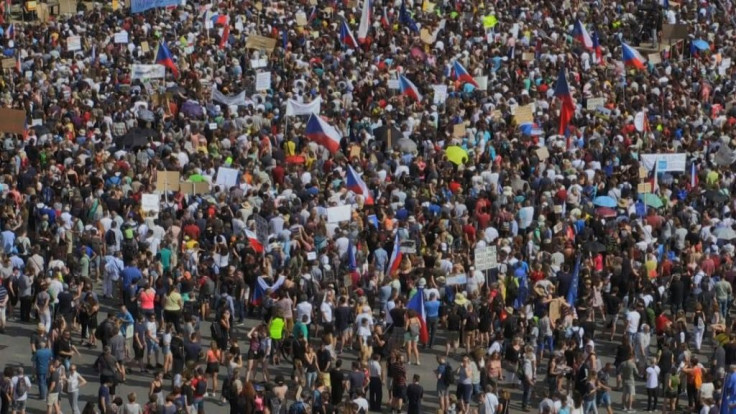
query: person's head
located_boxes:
[412,374,420,383]
[128,393,136,403]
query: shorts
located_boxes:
[247,350,263,360]
[404,332,419,343]
[162,345,171,355]
[206,362,219,374]
[597,392,612,407]
[12,400,26,411]
[146,338,160,353]
[341,328,352,337]
[392,384,407,400]
[437,384,449,396]
[134,344,145,360]
[457,383,472,403]
[47,392,59,406]
[623,382,636,396]
[448,331,460,343]
[322,322,334,335]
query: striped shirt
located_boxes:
[0,285,7,306]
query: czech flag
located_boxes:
[211,13,228,26]
[245,229,264,253]
[5,23,13,40]
[398,74,423,103]
[347,164,375,205]
[622,42,646,70]
[386,233,402,276]
[519,122,543,136]
[357,0,371,43]
[406,287,429,344]
[251,275,286,305]
[155,42,179,78]
[592,31,603,64]
[339,20,359,49]
[554,68,575,135]
[572,20,593,49]
[305,114,343,153]
[380,6,391,28]
[452,61,479,87]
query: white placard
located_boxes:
[215,167,239,189]
[208,122,218,130]
[67,36,82,51]
[476,76,488,91]
[255,71,272,91]
[130,64,166,80]
[446,274,468,285]
[387,79,399,89]
[432,84,447,104]
[250,58,268,69]
[114,31,129,44]
[306,251,317,261]
[474,246,498,271]
[327,205,352,223]
[31,118,43,126]
[640,153,687,172]
[586,97,605,110]
[141,193,160,217]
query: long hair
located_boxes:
[242,381,256,399]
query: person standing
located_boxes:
[479,384,499,414]
[521,347,536,411]
[405,374,423,414]
[10,367,30,414]
[33,340,52,400]
[620,354,638,412]
[66,365,87,414]
[46,359,62,414]
[368,353,383,411]
[424,293,440,348]
[645,357,660,412]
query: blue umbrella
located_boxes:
[692,39,710,51]
[592,196,616,208]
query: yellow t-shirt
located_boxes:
[164,291,182,311]
[269,317,285,340]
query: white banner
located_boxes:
[211,88,251,106]
[640,153,687,172]
[285,97,322,116]
[255,71,272,91]
[131,64,166,80]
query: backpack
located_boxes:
[195,378,207,395]
[95,321,106,340]
[443,363,454,386]
[270,397,285,414]
[210,322,222,341]
[171,337,185,359]
[288,401,307,414]
[14,376,27,398]
[105,229,116,246]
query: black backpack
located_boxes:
[195,378,207,395]
[210,322,222,341]
[170,337,185,359]
[105,229,116,246]
[443,363,454,386]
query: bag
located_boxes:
[14,375,28,397]
[409,320,420,337]
[443,363,454,386]
[171,337,185,359]
[210,322,222,341]
[95,322,105,340]
[270,397,284,414]
[288,401,307,414]
[221,378,232,401]
[195,378,207,395]
[105,230,116,246]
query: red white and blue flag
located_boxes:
[347,165,375,205]
[592,31,603,64]
[380,6,391,28]
[406,287,429,344]
[305,114,343,153]
[572,20,593,49]
[386,233,403,276]
[5,23,14,40]
[245,229,264,253]
[452,60,479,87]
[155,42,179,78]
[339,20,359,49]
[622,42,646,70]
[251,275,286,305]
[357,0,372,43]
[399,74,422,103]
[554,68,575,135]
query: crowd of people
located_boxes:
[0,0,735,413]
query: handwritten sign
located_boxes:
[514,103,534,124]
[114,31,129,44]
[245,35,277,52]
[67,36,82,51]
[1,58,14,70]
[255,71,272,91]
[141,41,150,53]
[432,84,447,104]
[474,246,497,271]
[131,0,179,13]
[130,64,166,80]
[638,182,652,193]
[586,97,605,111]
[141,193,160,217]
[648,53,662,65]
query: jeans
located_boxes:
[538,335,554,355]
[306,371,318,390]
[68,390,81,414]
[369,376,382,411]
[39,309,51,333]
[646,387,658,411]
[719,298,730,318]
[583,399,598,414]
[427,316,439,347]
[37,373,48,400]
[235,299,246,323]
[522,379,532,409]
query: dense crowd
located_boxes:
[1,0,736,413]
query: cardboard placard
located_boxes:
[638,182,652,194]
[0,108,26,134]
[420,28,434,44]
[1,58,14,70]
[648,53,662,65]
[453,123,466,138]
[513,103,534,124]
[180,181,211,195]
[327,205,352,223]
[141,41,150,53]
[536,146,550,161]
[639,167,649,179]
[295,11,307,26]
[36,3,49,22]
[553,222,564,234]
[662,24,689,40]
[67,36,82,51]
[245,35,277,52]
[155,171,180,193]
[349,145,361,159]
[522,52,535,62]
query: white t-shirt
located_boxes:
[480,392,499,414]
[11,376,31,401]
[320,302,333,323]
[626,310,641,334]
[352,397,369,412]
[295,302,313,325]
[646,366,660,389]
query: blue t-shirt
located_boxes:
[120,266,142,288]
[34,349,53,374]
[424,300,440,318]
[98,385,110,411]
